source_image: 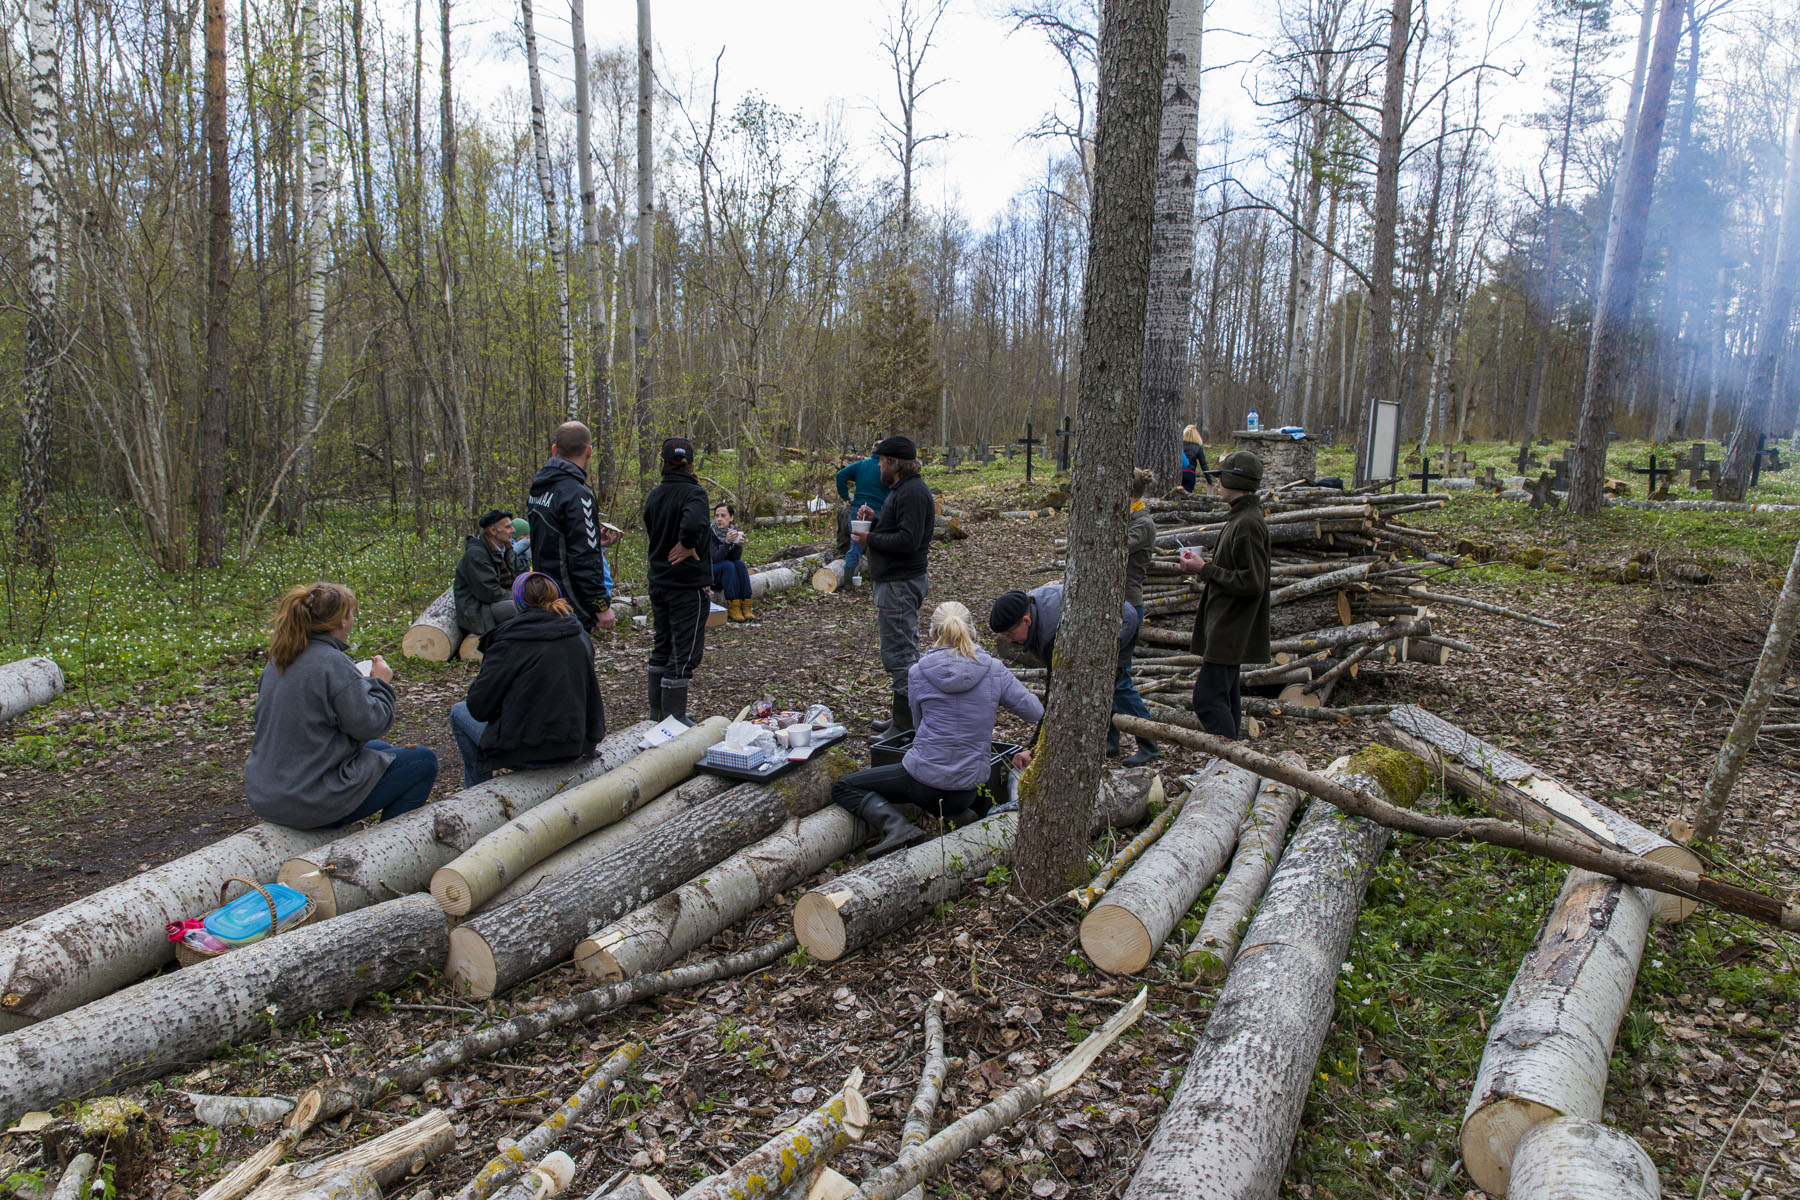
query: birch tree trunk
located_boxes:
[1080,761,1258,974]
[16,0,60,565]
[0,896,449,1127]
[1507,1116,1660,1200]
[1184,765,1304,981]
[277,723,650,918]
[0,657,65,724]
[633,0,655,476]
[1019,0,1168,898]
[521,0,578,417]
[1136,0,1201,490]
[1569,0,1685,513]
[1459,870,1654,1195]
[571,0,613,495]
[1279,137,1323,425]
[295,0,330,530]
[1694,537,1800,840]
[1120,754,1410,1199]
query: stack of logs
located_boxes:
[1049,488,1462,719]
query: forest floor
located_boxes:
[2,448,1798,1199]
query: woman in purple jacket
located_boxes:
[832,601,1041,857]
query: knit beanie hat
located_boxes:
[988,589,1030,633]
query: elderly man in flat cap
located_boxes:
[1176,449,1270,739]
[455,507,525,640]
[852,435,936,734]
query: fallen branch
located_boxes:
[49,1154,97,1200]
[1401,587,1558,630]
[245,1110,455,1200]
[1068,783,1196,909]
[677,1071,869,1200]
[451,1045,642,1200]
[197,1092,326,1200]
[1110,716,1800,934]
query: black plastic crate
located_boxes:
[868,731,1024,802]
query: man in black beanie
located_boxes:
[642,437,712,724]
[853,435,935,733]
[1176,449,1270,738]
[454,508,524,638]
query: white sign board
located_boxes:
[1362,401,1401,483]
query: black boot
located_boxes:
[660,677,693,727]
[647,667,665,722]
[890,691,914,734]
[1122,737,1162,767]
[841,791,929,858]
[1105,726,1122,758]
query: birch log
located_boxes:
[893,993,947,1200]
[1506,1117,1660,1200]
[604,1181,671,1200]
[49,1154,97,1200]
[447,755,853,999]
[1,822,343,1032]
[1383,704,1699,919]
[401,588,460,661]
[1459,869,1655,1195]
[0,895,449,1126]
[676,1072,869,1200]
[431,718,728,915]
[811,560,849,592]
[1120,753,1408,1200]
[1068,783,1193,909]
[245,1110,455,1200]
[279,723,650,919]
[1080,761,1259,974]
[749,561,815,599]
[0,656,64,723]
[795,771,1159,962]
[575,806,867,982]
[1183,760,1305,981]
[488,774,735,910]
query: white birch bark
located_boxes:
[276,722,650,918]
[430,718,727,914]
[748,565,806,599]
[17,0,60,556]
[576,806,867,982]
[400,587,460,660]
[0,896,449,1126]
[570,0,609,462]
[1507,1116,1660,1200]
[1080,761,1258,974]
[49,1155,96,1200]
[520,0,578,417]
[296,0,330,523]
[1459,869,1654,1195]
[1119,759,1395,1200]
[1183,765,1304,981]
[0,656,64,723]
[632,0,654,468]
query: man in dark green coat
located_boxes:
[454,509,524,637]
[1178,451,1270,738]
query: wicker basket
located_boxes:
[173,877,317,967]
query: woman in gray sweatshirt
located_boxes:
[243,582,438,828]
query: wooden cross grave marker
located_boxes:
[1055,416,1077,473]
[1018,423,1045,483]
[1752,434,1786,487]
[1409,455,1440,494]
[1627,454,1672,497]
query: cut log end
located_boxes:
[446,926,498,1000]
[792,890,850,961]
[1643,845,1702,920]
[400,625,453,662]
[1461,1097,1562,1194]
[458,635,482,662]
[1078,903,1155,976]
[277,860,339,921]
[429,868,476,918]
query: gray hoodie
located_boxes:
[904,647,1044,790]
[243,634,398,828]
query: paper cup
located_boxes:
[787,725,813,748]
[851,520,872,534]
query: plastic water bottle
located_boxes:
[1246,408,1260,431]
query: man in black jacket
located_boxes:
[528,422,620,634]
[852,435,934,733]
[642,437,713,724]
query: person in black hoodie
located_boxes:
[852,434,935,734]
[642,437,712,724]
[448,571,607,788]
[527,421,619,634]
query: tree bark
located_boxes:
[293,0,330,530]
[1080,761,1258,974]
[1068,786,1191,910]
[1693,537,1800,840]
[401,588,461,661]
[49,1155,96,1200]
[1122,759,1403,1199]
[430,718,727,915]
[570,0,613,497]
[15,0,60,565]
[277,723,651,918]
[520,0,578,417]
[197,0,231,568]
[246,1111,455,1200]
[1017,0,1168,899]
[0,656,65,723]
[1459,870,1654,1195]
[1136,0,1202,491]
[1507,1116,1660,1200]
[0,896,449,1127]
[447,756,855,998]
[892,992,947,1200]
[633,0,655,476]
[576,806,866,983]
[1352,0,1410,485]
[1183,762,1304,981]
[796,771,1159,961]
[1568,0,1685,513]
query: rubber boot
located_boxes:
[741,597,755,621]
[1105,726,1122,758]
[889,690,914,734]
[842,791,928,858]
[647,667,665,722]
[660,678,694,727]
[1122,737,1162,767]
[727,598,747,623]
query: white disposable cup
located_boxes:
[788,725,813,748]
[851,520,872,534]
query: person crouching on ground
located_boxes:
[709,502,755,622]
[1177,450,1271,738]
[454,508,524,639]
[831,602,1039,857]
[244,582,439,828]
[448,571,607,788]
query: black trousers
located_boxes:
[649,586,708,682]
[1192,661,1242,739]
[832,762,985,823]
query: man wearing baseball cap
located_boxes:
[642,437,712,724]
[851,434,935,733]
[1176,450,1270,738]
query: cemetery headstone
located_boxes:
[1525,473,1562,511]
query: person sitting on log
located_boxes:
[1176,449,1270,739]
[245,582,439,829]
[454,508,524,639]
[709,502,755,623]
[447,571,607,789]
[510,516,531,559]
[834,438,887,586]
[832,602,1038,857]
[987,579,1160,766]
[1180,425,1208,493]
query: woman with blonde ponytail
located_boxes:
[830,601,1042,857]
[244,583,438,828]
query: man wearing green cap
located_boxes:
[1177,450,1270,738]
